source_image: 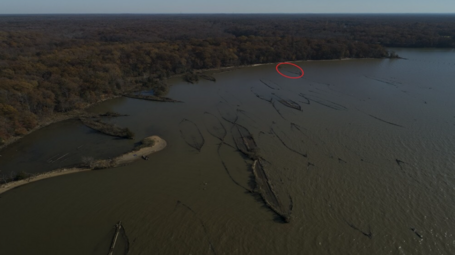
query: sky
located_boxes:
[1,0,454,14]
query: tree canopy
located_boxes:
[1,14,454,143]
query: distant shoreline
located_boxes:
[0,136,166,195]
[183,57,377,76]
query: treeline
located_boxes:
[1,14,452,47]
[0,14,454,144]
[220,14,455,48]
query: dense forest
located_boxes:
[1,14,455,144]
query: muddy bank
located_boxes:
[221,112,293,222]
[0,136,166,195]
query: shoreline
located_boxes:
[0,167,92,195]
[0,56,393,151]
[0,95,122,151]
[170,57,380,77]
[0,136,166,195]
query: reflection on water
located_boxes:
[0,49,454,255]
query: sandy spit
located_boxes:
[0,136,166,195]
[0,168,91,195]
[114,136,167,165]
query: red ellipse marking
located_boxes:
[276,62,304,79]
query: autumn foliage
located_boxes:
[0,14,454,143]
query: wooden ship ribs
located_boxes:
[179,118,205,152]
[230,123,293,223]
[272,93,302,111]
[231,124,257,157]
[277,99,301,111]
[252,159,292,223]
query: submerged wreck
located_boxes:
[107,221,130,255]
[231,123,258,158]
[203,112,227,141]
[272,93,302,111]
[229,123,293,222]
[99,111,128,117]
[79,111,128,119]
[179,118,205,152]
[79,117,134,139]
[259,79,280,90]
[217,103,239,123]
[123,93,182,103]
[183,72,199,84]
[277,99,301,111]
[252,159,293,223]
[199,74,216,82]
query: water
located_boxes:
[0,49,454,255]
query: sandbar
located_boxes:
[0,136,166,195]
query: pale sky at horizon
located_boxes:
[1,0,454,14]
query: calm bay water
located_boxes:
[0,48,454,255]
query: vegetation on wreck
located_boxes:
[183,72,200,84]
[79,117,134,139]
[183,72,216,83]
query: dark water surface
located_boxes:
[0,49,454,255]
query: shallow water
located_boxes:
[0,48,454,255]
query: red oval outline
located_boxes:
[276,62,304,79]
